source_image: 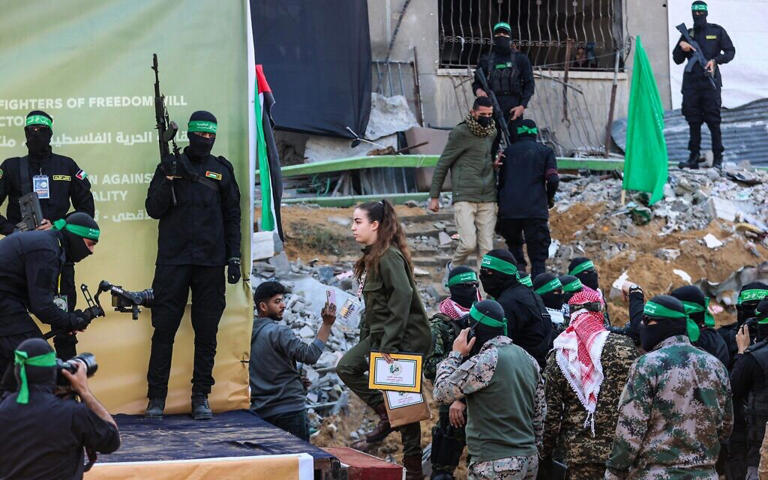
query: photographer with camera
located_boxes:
[0,212,102,392]
[0,338,119,479]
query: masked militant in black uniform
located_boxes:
[144,110,241,420]
[673,1,735,170]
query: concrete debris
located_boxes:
[703,233,724,249]
[673,269,693,284]
[698,263,768,305]
[656,248,681,262]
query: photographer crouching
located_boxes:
[0,338,120,479]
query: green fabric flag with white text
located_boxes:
[623,36,668,205]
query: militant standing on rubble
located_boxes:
[479,249,551,368]
[429,96,497,270]
[495,119,558,278]
[473,22,535,146]
[730,298,768,479]
[336,199,431,480]
[605,295,733,479]
[434,300,545,480]
[424,266,481,479]
[673,1,735,170]
[542,287,639,480]
[671,285,729,365]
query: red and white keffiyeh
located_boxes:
[438,294,478,320]
[553,286,609,435]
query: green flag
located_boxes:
[623,36,668,205]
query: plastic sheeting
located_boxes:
[668,0,768,109]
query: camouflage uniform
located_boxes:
[424,312,467,477]
[605,335,734,480]
[543,333,639,479]
[434,336,546,480]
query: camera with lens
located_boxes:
[56,353,98,386]
[96,280,154,320]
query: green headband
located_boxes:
[481,255,518,276]
[493,22,511,33]
[568,260,595,277]
[738,289,768,305]
[535,278,562,295]
[446,271,478,287]
[681,299,715,328]
[53,218,100,241]
[692,4,707,11]
[519,275,533,288]
[14,350,57,404]
[188,120,218,134]
[687,319,701,342]
[25,115,52,128]
[517,125,538,136]
[756,309,768,325]
[470,304,507,336]
[562,278,583,293]
[643,301,688,320]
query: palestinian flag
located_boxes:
[255,64,284,241]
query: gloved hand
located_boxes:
[69,312,93,332]
[227,257,241,284]
[548,197,555,209]
[82,305,105,320]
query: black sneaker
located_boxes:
[145,398,165,418]
[712,155,723,171]
[191,395,213,420]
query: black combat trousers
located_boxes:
[497,218,551,277]
[146,265,225,400]
[682,79,723,158]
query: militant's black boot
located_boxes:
[678,152,700,169]
[191,394,213,420]
[712,154,723,171]
[145,398,165,418]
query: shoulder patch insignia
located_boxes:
[0,168,3,180]
[52,175,71,181]
[75,169,87,180]
[205,171,222,181]
[706,35,717,39]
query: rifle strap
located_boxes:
[192,175,220,192]
[18,156,32,194]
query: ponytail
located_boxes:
[354,199,413,279]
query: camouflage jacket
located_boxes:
[423,312,464,382]
[605,335,734,480]
[433,336,546,450]
[543,332,639,467]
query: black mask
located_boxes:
[187,133,215,159]
[639,318,686,351]
[62,231,92,263]
[757,323,768,342]
[469,321,505,357]
[493,36,512,55]
[738,302,760,326]
[693,12,707,29]
[25,127,52,158]
[541,291,564,311]
[480,270,512,299]
[577,271,599,290]
[449,284,479,309]
[476,116,492,128]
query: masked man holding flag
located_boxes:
[144,110,242,420]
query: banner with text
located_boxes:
[0,1,252,414]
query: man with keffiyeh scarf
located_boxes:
[541,287,638,479]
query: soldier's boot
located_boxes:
[403,455,424,480]
[712,153,723,171]
[191,394,213,420]
[351,404,392,451]
[678,151,700,169]
[145,398,165,418]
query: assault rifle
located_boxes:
[676,23,717,89]
[16,192,43,231]
[152,53,182,205]
[474,67,512,151]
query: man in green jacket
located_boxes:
[429,96,497,269]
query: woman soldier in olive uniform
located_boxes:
[337,199,431,480]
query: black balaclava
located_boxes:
[737,282,768,326]
[640,295,688,351]
[671,285,707,326]
[692,1,708,30]
[479,249,519,299]
[14,338,57,400]
[568,257,599,290]
[54,212,100,263]
[559,275,583,304]
[754,298,768,342]
[533,272,563,310]
[447,266,480,309]
[24,110,53,159]
[468,300,506,356]
[186,110,217,160]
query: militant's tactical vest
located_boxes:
[745,340,768,446]
[488,53,521,97]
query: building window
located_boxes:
[439,0,626,71]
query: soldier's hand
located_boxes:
[36,219,52,231]
[679,41,695,52]
[321,302,337,326]
[69,312,92,333]
[227,258,242,284]
[428,198,440,213]
[475,88,488,97]
[448,400,466,428]
[452,328,476,356]
[705,59,716,73]
[510,105,525,121]
[737,324,751,354]
[494,151,505,169]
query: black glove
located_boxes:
[548,197,555,209]
[227,257,241,284]
[69,312,93,332]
